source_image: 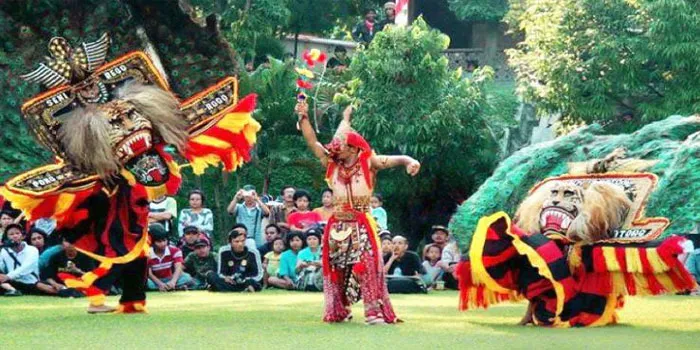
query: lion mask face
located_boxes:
[539,184,583,237]
[57,82,188,183]
[515,182,632,244]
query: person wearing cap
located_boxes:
[424,225,461,290]
[377,2,397,31]
[227,184,270,249]
[208,228,263,292]
[295,229,324,291]
[146,224,193,292]
[422,225,450,258]
[178,225,212,259]
[184,239,217,290]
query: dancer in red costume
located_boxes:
[295,101,420,324]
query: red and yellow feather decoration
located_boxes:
[184,94,261,175]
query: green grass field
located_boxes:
[2,291,699,349]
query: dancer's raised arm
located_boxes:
[295,101,328,166]
[371,154,421,176]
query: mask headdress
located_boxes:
[21,33,111,88]
[323,116,374,189]
[324,117,371,157]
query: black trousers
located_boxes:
[207,274,261,292]
[94,257,148,303]
[443,271,459,290]
[6,280,41,294]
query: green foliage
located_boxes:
[174,59,331,244]
[450,115,700,251]
[506,0,700,132]
[339,18,503,242]
[0,0,239,181]
[448,0,509,22]
[190,0,291,60]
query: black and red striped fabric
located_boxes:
[457,212,696,327]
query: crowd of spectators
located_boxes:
[0,184,464,298]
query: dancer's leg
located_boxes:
[322,271,351,322]
[358,252,398,324]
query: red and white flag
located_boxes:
[395,0,409,27]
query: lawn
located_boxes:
[1,291,699,349]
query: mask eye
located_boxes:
[564,190,575,197]
[550,190,558,197]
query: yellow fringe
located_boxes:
[646,249,669,272]
[87,294,106,307]
[589,295,620,327]
[602,247,621,271]
[625,248,644,273]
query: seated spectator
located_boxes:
[422,225,450,258]
[327,46,350,73]
[178,190,214,237]
[370,194,388,230]
[42,239,97,298]
[383,235,427,294]
[208,229,263,292]
[0,224,54,296]
[148,195,177,236]
[312,189,334,223]
[227,185,270,249]
[258,224,281,258]
[263,237,285,288]
[268,231,304,290]
[268,186,296,235]
[423,226,461,290]
[184,239,217,290]
[440,238,461,290]
[28,227,48,254]
[287,190,322,232]
[32,218,57,243]
[1,210,17,246]
[422,245,444,289]
[147,224,193,291]
[295,228,323,291]
[34,217,61,270]
[178,225,212,258]
[380,230,393,256]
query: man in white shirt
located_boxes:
[0,224,53,296]
[148,196,177,234]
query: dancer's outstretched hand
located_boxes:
[406,159,421,176]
